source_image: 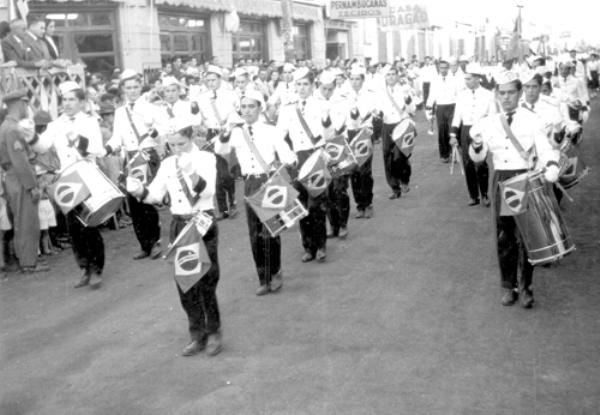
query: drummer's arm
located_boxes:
[140,162,168,204]
[105,111,125,154]
[273,126,297,167]
[30,123,56,153]
[533,121,560,171]
[85,119,107,158]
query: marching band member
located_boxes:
[426,58,461,163]
[196,65,240,220]
[557,62,590,143]
[267,63,297,120]
[126,121,222,357]
[277,68,332,263]
[160,76,200,121]
[568,49,587,85]
[345,66,376,219]
[375,65,416,199]
[450,63,496,206]
[469,71,560,308]
[34,81,107,287]
[218,90,297,295]
[106,69,164,261]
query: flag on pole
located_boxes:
[8,0,29,21]
[166,223,212,293]
[506,7,524,62]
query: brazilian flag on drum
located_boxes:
[499,174,529,216]
[245,174,299,223]
[49,169,91,214]
[165,224,211,293]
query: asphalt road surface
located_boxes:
[2,101,600,415]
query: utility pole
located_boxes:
[281,0,295,63]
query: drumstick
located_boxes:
[554,181,575,204]
[455,146,465,175]
[450,145,456,175]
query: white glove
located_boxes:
[18,119,36,143]
[581,110,589,124]
[544,165,560,183]
[565,121,581,136]
[126,176,144,197]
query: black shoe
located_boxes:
[133,251,150,260]
[89,273,103,288]
[227,205,238,219]
[355,210,365,219]
[301,252,315,262]
[400,184,410,194]
[215,212,229,221]
[255,284,270,296]
[468,198,480,206]
[338,227,348,239]
[181,338,206,357]
[520,289,534,309]
[482,196,491,207]
[501,288,518,306]
[327,230,339,239]
[388,191,401,200]
[74,272,91,288]
[316,248,327,262]
[150,241,162,260]
[206,332,223,356]
[364,206,373,219]
[270,271,283,292]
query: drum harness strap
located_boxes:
[385,85,411,128]
[295,104,322,147]
[499,114,535,167]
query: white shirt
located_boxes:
[38,111,105,173]
[342,87,377,131]
[219,121,297,175]
[196,86,239,130]
[108,97,165,152]
[557,75,589,106]
[520,95,567,141]
[268,81,297,108]
[145,145,216,215]
[426,73,460,107]
[470,108,559,171]
[451,86,496,128]
[277,95,332,152]
[376,83,415,124]
[419,64,438,83]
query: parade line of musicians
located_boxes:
[0,52,592,357]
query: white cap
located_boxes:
[495,70,519,86]
[59,81,81,96]
[186,67,200,77]
[283,63,296,72]
[241,88,265,108]
[319,70,335,85]
[293,67,311,82]
[206,65,223,77]
[381,64,396,75]
[448,56,458,65]
[331,67,344,77]
[233,67,249,78]
[166,116,196,135]
[519,69,536,85]
[465,63,484,76]
[162,76,183,88]
[350,66,366,77]
[120,69,140,82]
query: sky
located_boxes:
[416,0,600,45]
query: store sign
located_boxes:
[377,4,429,31]
[329,0,392,19]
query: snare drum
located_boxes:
[325,135,357,177]
[53,161,124,227]
[298,149,332,197]
[558,142,589,189]
[513,171,575,265]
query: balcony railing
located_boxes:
[0,64,86,119]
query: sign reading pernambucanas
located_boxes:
[329,0,392,19]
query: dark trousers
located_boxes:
[128,194,160,254]
[436,104,455,159]
[422,82,431,106]
[296,149,327,255]
[215,154,236,215]
[348,129,374,211]
[493,170,533,291]
[244,176,281,285]
[327,175,350,233]
[382,123,411,192]
[67,211,104,275]
[4,171,39,267]
[459,125,489,200]
[171,217,221,341]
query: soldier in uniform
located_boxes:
[218,90,297,295]
[469,71,560,308]
[375,65,416,199]
[0,89,49,273]
[126,121,222,357]
[106,69,164,260]
[450,63,496,206]
[34,82,107,287]
[277,68,332,263]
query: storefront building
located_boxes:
[1,0,326,76]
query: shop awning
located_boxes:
[153,0,230,12]
[231,0,323,21]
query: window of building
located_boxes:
[293,24,311,61]
[232,19,266,63]
[31,8,119,76]
[158,11,210,64]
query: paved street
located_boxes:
[2,103,600,415]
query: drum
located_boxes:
[392,118,417,157]
[349,127,373,167]
[512,171,575,265]
[325,135,357,177]
[52,161,124,227]
[558,143,589,189]
[298,149,332,197]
